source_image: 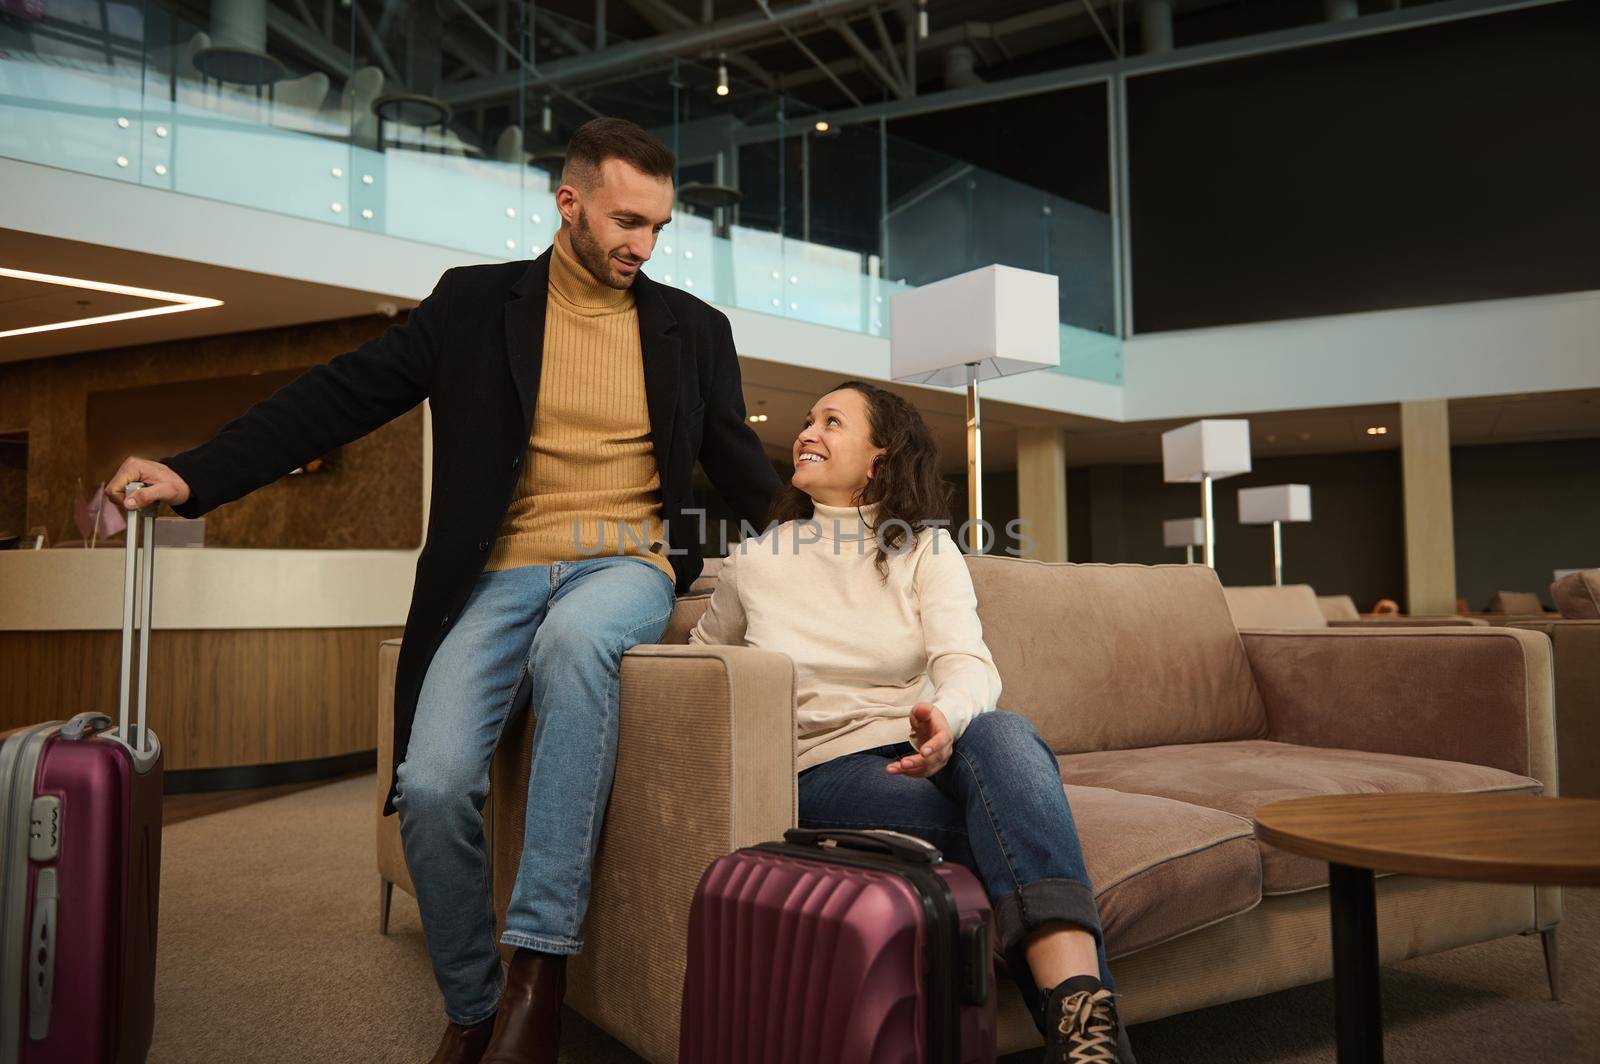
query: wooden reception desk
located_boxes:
[0,547,416,790]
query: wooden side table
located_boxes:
[1255,792,1600,1063]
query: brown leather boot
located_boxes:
[426,1016,495,1064]
[479,949,567,1064]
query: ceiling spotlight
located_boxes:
[716,54,730,96]
[917,0,928,38]
[814,120,830,132]
[541,99,553,135]
[1366,426,1389,436]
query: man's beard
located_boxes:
[570,207,636,290]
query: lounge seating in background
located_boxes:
[374,559,1559,1061]
[1486,590,1552,615]
[1226,583,1486,629]
[1550,570,1600,620]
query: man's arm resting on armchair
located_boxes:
[1241,627,1556,791]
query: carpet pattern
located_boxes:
[152,775,1596,1063]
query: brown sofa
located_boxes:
[1506,570,1600,800]
[1226,584,1487,629]
[378,561,1559,1061]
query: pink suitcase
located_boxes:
[1,498,163,1064]
[679,828,997,1064]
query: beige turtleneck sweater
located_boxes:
[689,502,1002,771]
[485,236,673,584]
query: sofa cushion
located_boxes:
[1317,595,1362,622]
[1062,740,1542,894]
[966,559,1268,753]
[1223,585,1328,629]
[659,594,710,645]
[1486,590,1546,614]
[1551,570,1600,620]
[1065,784,1260,959]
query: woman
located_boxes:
[689,381,1135,1064]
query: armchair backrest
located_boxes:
[1222,584,1328,629]
[1552,570,1600,620]
[966,558,1268,754]
[1316,594,1362,622]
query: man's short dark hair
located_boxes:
[562,117,675,190]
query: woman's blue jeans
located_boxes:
[392,556,675,1026]
[797,710,1111,1024]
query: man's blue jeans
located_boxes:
[393,556,676,1026]
[797,711,1111,1025]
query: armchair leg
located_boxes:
[379,877,394,936]
[1541,928,1560,1001]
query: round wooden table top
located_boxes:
[1253,792,1600,887]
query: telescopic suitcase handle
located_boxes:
[782,828,944,865]
[116,484,161,773]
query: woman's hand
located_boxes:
[887,702,952,778]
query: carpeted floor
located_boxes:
[152,774,1597,1063]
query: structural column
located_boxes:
[1400,399,1457,616]
[1016,427,1068,562]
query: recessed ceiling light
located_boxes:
[814,120,830,132]
[0,266,223,339]
[1366,426,1388,436]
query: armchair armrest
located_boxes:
[1241,627,1555,791]
[1325,617,1489,628]
[490,643,796,1064]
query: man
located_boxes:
[110,117,780,1064]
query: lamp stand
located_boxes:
[1201,474,1215,569]
[1185,544,1194,565]
[1272,519,1284,587]
[966,362,984,554]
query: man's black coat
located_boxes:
[160,249,781,814]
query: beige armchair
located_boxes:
[379,561,1558,1061]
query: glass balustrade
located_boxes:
[0,0,1121,384]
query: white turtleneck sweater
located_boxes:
[688,501,1003,772]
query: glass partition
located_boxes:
[1,0,1121,384]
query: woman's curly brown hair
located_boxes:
[767,380,953,578]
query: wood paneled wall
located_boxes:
[0,627,400,770]
[0,315,422,550]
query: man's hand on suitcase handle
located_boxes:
[887,703,952,778]
[109,457,192,511]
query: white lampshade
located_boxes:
[1238,484,1313,525]
[1162,419,1252,483]
[1163,517,1205,548]
[889,264,1060,385]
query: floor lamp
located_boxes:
[1163,517,1205,564]
[1161,420,1252,569]
[1238,484,1312,586]
[889,265,1061,554]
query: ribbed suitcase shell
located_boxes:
[680,832,997,1064]
[0,724,162,1064]
[2,498,162,1064]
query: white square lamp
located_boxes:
[1162,517,1205,565]
[890,265,1060,553]
[1238,484,1313,586]
[1161,419,1252,569]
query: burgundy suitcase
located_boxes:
[1,498,163,1064]
[679,827,997,1064]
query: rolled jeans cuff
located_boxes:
[992,878,1103,955]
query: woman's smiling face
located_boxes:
[791,387,886,507]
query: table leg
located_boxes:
[1329,863,1382,1063]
